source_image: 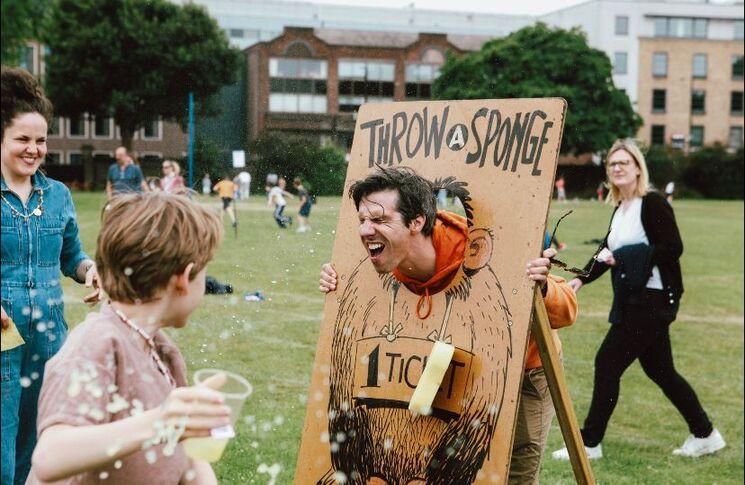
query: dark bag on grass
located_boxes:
[206,275,233,294]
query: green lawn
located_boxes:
[61,193,744,484]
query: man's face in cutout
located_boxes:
[357,189,416,274]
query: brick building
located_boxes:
[245,27,490,149]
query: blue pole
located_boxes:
[187,92,195,188]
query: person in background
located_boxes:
[213,174,237,228]
[293,177,311,233]
[236,170,251,200]
[1,65,100,485]
[106,146,148,198]
[268,177,293,229]
[555,176,566,202]
[202,172,211,196]
[552,139,725,461]
[160,160,185,194]
[665,180,675,204]
[596,182,605,202]
[27,192,227,485]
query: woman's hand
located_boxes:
[1,305,10,330]
[82,262,102,306]
[526,248,556,287]
[568,278,583,293]
[319,263,337,293]
[160,373,231,440]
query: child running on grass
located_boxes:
[27,192,230,484]
[213,174,238,228]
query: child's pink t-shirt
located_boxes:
[27,303,192,484]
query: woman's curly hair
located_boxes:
[1,65,53,139]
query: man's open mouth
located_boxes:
[367,242,385,257]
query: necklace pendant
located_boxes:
[32,207,42,216]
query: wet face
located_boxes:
[607,149,640,193]
[357,190,414,274]
[1,112,48,181]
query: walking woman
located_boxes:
[1,66,100,484]
[552,139,725,460]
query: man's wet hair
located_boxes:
[349,166,437,236]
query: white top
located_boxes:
[606,197,663,289]
[238,171,251,183]
[269,186,286,207]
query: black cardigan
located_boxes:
[579,191,684,302]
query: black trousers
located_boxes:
[581,290,713,447]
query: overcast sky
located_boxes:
[302,0,589,16]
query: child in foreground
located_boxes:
[28,192,229,484]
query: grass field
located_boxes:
[60,193,743,484]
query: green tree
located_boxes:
[1,0,48,63]
[249,133,347,196]
[41,0,241,150]
[433,23,641,155]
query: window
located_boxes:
[653,17,707,39]
[268,57,328,114]
[18,44,36,75]
[93,115,112,138]
[613,52,628,74]
[652,52,668,77]
[692,54,707,79]
[67,114,87,138]
[338,60,395,112]
[48,117,61,138]
[45,151,62,165]
[651,125,665,145]
[689,126,704,148]
[68,151,83,166]
[405,63,441,100]
[736,20,744,40]
[229,29,244,38]
[733,55,744,79]
[691,90,706,114]
[615,15,629,35]
[729,126,744,149]
[732,91,744,116]
[93,152,113,168]
[652,89,666,113]
[141,118,161,140]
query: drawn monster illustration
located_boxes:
[318,177,513,484]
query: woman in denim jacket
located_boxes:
[1,66,100,485]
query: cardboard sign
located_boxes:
[232,150,246,168]
[296,98,566,484]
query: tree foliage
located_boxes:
[41,0,241,149]
[433,23,641,155]
[249,133,347,196]
[1,0,48,63]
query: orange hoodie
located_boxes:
[392,210,577,370]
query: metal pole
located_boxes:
[187,92,195,188]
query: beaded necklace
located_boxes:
[0,188,44,221]
[112,305,176,387]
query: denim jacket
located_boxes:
[1,171,88,324]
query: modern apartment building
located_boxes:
[541,0,744,150]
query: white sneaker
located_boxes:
[673,429,726,457]
[552,443,603,460]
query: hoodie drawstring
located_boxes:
[416,288,433,320]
